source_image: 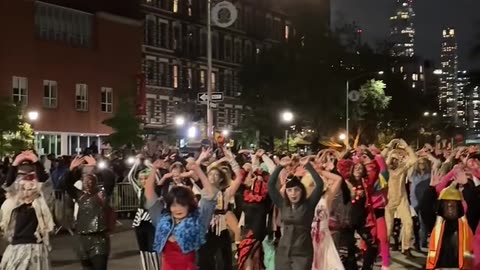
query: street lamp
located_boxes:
[175,116,186,126]
[346,71,384,145]
[424,112,430,117]
[222,129,229,136]
[188,126,197,139]
[28,111,39,121]
[339,133,346,141]
[281,111,294,152]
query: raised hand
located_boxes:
[255,149,265,158]
[84,155,97,166]
[152,159,166,170]
[299,156,312,167]
[12,152,26,166]
[69,156,85,171]
[23,150,39,163]
[198,147,213,162]
[223,147,235,161]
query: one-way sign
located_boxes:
[197,92,224,102]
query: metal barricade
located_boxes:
[111,182,139,214]
[52,190,75,235]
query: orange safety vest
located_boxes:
[426,216,474,269]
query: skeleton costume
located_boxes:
[128,159,160,270]
[0,161,54,270]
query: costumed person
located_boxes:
[336,149,379,270]
[311,151,344,270]
[383,139,416,258]
[64,156,115,270]
[237,159,271,270]
[145,158,217,270]
[128,158,160,270]
[0,150,54,270]
[197,147,243,270]
[268,156,324,270]
[425,182,474,269]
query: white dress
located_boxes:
[311,198,345,270]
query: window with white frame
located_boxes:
[75,84,88,111]
[172,65,179,88]
[12,76,28,105]
[43,80,57,108]
[101,87,113,113]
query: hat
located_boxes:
[438,182,463,201]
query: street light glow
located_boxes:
[339,133,346,140]
[222,129,229,136]
[126,156,135,165]
[377,71,385,75]
[424,112,430,117]
[432,112,438,116]
[28,111,39,121]
[282,111,294,123]
[175,116,185,126]
[433,69,443,75]
[188,126,197,138]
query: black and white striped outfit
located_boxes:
[128,162,159,270]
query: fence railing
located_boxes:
[51,182,139,234]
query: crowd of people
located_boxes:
[0,137,479,270]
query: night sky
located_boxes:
[332,0,480,70]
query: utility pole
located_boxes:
[206,0,213,140]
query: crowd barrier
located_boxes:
[51,182,138,234]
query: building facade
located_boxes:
[0,0,143,156]
[140,0,291,137]
[389,0,415,57]
[438,27,459,124]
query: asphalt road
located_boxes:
[51,222,427,270]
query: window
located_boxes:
[211,72,217,91]
[34,1,93,47]
[158,20,169,48]
[101,87,113,113]
[173,0,179,13]
[200,70,206,89]
[224,36,232,61]
[43,80,57,108]
[224,70,233,96]
[145,15,157,46]
[159,61,168,87]
[234,39,242,63]
[285,24,290,40]
[200,31,207,56]
[12,76,28,105]
[145,56,157,85]
[187,68,193,89]
[187,0,193,16]
[212,34,219,59]
[172,23,181,50]
[172,65,179,88]
[75,84,88,111]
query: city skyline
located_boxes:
[332,0,480,69]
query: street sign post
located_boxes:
[197,92,224,102]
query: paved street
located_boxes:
[51,220,427,270]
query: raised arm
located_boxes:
[145,160,163,206]
[303,158,324,207]
[64,156,84,200]
[268,161,287,208]
[223,147,243,198]
[187,160,215,199]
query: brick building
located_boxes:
[140,0,292,137]
[0,0,142,156]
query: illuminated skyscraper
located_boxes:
[438,28,459,124]
[389,0,415,57]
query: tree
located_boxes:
[350,79,391,146]
[0,100,34,156]
[103,99,143,150]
